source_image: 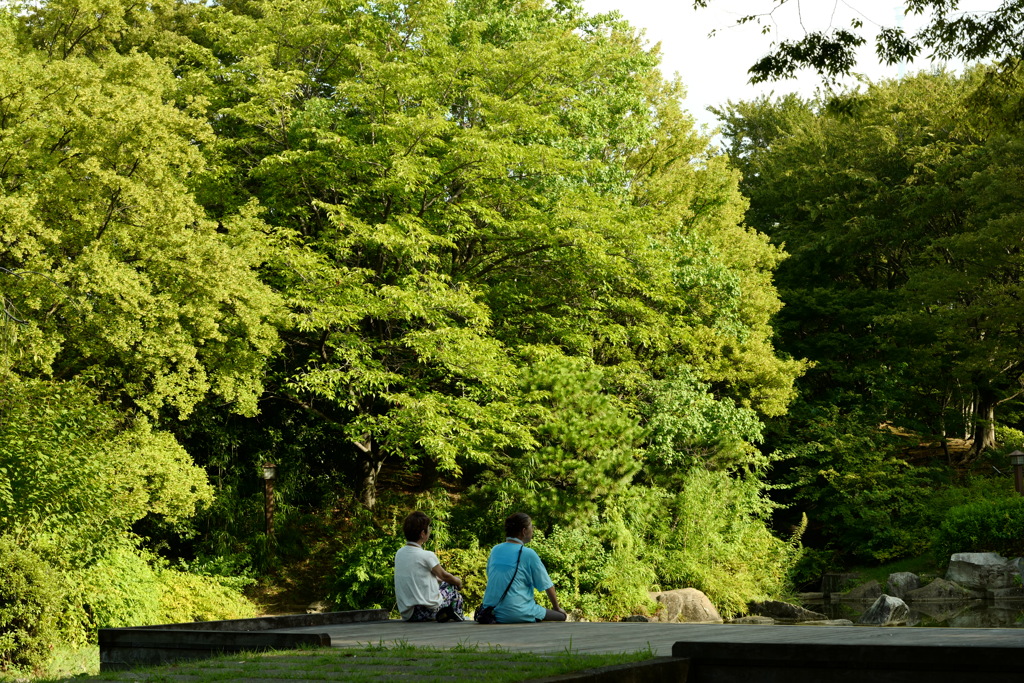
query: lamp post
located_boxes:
[262,463,276,538]
[1009,451,1024,496]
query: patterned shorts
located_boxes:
[408,582,465,622]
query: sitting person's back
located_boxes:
[481,512,566,623]
[394,511,464,622]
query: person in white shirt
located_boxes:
[393,511,465,622]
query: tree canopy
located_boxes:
[0,4,810,659]
[694,1,1022,83]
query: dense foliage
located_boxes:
[935,496,1024,560]
[715,64,1024,564]
[5,0,1024,675]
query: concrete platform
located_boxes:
[103,614,1024,680]
[275,620,1024,681]
[99,610,387,671]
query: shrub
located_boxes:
[650,470,802,617]
[933,496,1024,561]
[0,536,62,673]
[326,534,400,612]
[532,525,656,620]
[156,569,257,623]
[436,545,488,609]
[72,545,256,632]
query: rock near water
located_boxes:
[649,588,723,623]
[747,600,827,622]
[856,594,910,626]
[886,572,920,600]
[946,552,1021,591]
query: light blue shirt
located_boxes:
[481,541,553,623]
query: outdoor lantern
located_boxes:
[261,463,276,539]
[1009,450,1024,496]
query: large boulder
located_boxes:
[886,572,920,600]
[945,553,1021,591]
[835,579,882,602]
[906,577,984,601]
[746,600,827,623]
[649,588,723,623]
[856,594,910,626]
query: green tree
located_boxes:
[693,1,1022,84]
[716,69,1024,454]
[716,66,1024,561]
[0,379,212,564]
[181,0,803,509]
[0,8,282,419]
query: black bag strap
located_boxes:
[492,544,524,608]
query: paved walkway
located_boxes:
[271,620,1024,657]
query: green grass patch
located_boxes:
[36,642,654,682]
[0,644,99,682]
[848,555,939,586]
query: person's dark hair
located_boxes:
[505,512,531,538]
[403,511,430,542]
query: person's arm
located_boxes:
[545,586,566,615]
[430,563,463,590]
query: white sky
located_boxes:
[580,0,996,132]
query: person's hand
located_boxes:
[553,606,566,615]
[452,575,464,590]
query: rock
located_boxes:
[306,601,328,614]
[906,577,984,601]
[649,588,723,623]
[729,616,775,625]
[835,579,882,602]
[800,619,854,626]
[856,594,910,626]
[886,572,920,600]
[621,615,649,622]
[946,552,1020,591]
[948,606,1023,629]
[988,587,1024,601]
[746,600,827,622]
[909,601,973,625]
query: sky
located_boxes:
[579,0,995,132]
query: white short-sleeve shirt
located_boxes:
[394,543,441,619]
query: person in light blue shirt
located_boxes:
[481,512,567,623]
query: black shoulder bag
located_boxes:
[475,544,524,624]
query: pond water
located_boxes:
[802,599,1024,628]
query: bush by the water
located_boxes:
[934,496,1024,560]
[0,537,61,673]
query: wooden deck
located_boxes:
[273,620,1024,681]
[273,618,1023,654]
[276,619,709,655]
[99,612,1024,680]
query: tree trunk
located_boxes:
[360,459,383,509]
[971,388,998,455]
[355,434,384,510]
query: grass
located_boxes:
[849,555,940,587]
[28,641,654,683]
[0,645,100,683]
